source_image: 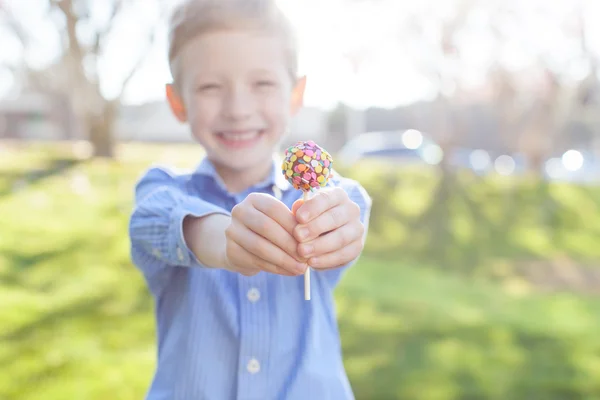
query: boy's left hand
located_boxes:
[292,187,365,269]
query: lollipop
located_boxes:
[282,140,334,300]
[281,140,333,192]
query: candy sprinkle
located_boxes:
[282,140,334,192]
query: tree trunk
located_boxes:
[88,101,118,158]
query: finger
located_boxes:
[306,239,364,270]
[295,187,347,224]
[298,221,364,258]
[249,193,297,235]
[243,206,300,259]
[227,222,307,275]
[291,199,304,216]
[227,239,296,276]
[295,200,360,242]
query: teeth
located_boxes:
[220,131,260,141]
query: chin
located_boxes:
[213,150,274,174]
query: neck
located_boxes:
[214,161,273,194]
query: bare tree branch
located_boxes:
[0,2,29,46]
[54,0,85,61]
[117,28,157,100]
[116,0,170,99]
[92,0,128,54]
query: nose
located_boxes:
[222,85,253,121]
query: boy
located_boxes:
[128,0,372,399]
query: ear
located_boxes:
[290,75,307,115]
[166,83,187,123]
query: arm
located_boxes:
[129,167,306,285]
[128,167,231,278]
[181,192,309,276]
[182,213,231,269]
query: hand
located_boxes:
[225,193,308,277]
[292,187,365,269]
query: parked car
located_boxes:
[448,148,531,176]
[544,150,600,184]
[337,130,443,167]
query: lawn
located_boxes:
[1,141,600,400]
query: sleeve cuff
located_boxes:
[169,200,231,267]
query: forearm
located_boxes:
[129,169,231,269]
[183,213,231,270]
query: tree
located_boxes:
[0,0,165,158]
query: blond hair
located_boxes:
[168,0,298,84]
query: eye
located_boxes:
[196,83,220,92]
[256,80,276,88]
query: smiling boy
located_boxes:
[128,1,372,399]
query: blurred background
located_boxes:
[2,0,600,399]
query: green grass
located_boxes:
[2,142,600,399]
[339,258,600,399]
[348,162,600,275]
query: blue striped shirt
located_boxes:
[129,155,372,400]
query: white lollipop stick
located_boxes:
[303,190,311,301]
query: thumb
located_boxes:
[291,199,304,216]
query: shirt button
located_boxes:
[247,288,260,303]
[177,247,185,261]
[247,358,260,374]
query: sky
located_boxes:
[116,0,443,109]
[1,0,600,110]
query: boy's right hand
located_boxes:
[224,193,308,277]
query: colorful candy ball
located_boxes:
[282,140,333,192]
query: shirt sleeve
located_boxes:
[321,179,373,288]
[128,167,230,280]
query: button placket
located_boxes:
[236,274,269,399]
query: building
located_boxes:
[0,92,68,140]
[0,92,330,147]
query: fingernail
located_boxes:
[301,244,313,256]
[297,228,309,240]
[309,257,319,267]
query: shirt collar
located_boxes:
[193,154,291,194]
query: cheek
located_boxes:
[260,92,291,129]
[187,97,220,130]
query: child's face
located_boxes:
[167,29,305,176]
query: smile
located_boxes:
[215,130,265,149]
